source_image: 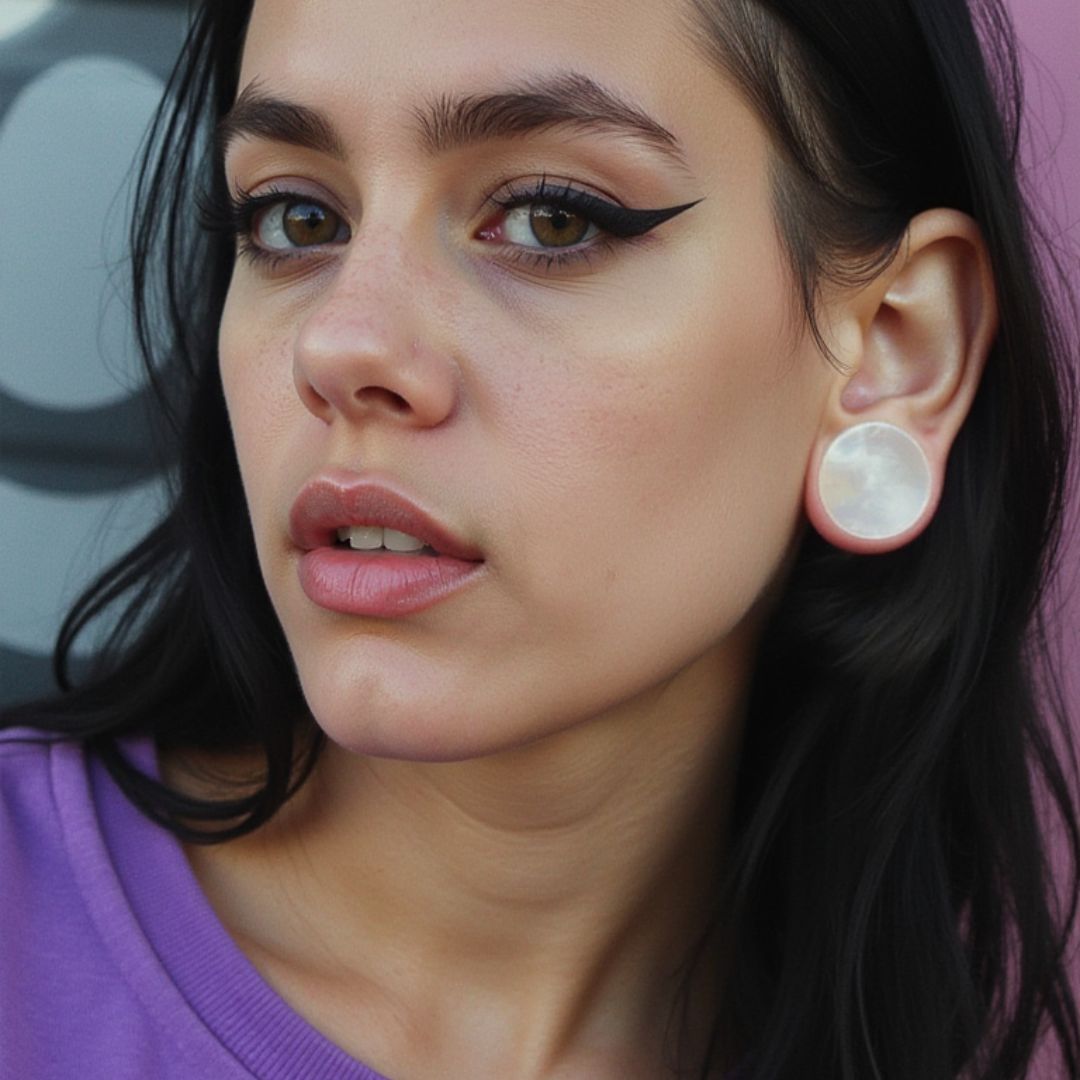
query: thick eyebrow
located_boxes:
[217,81,346,161]
[217,73,688,170]
[414,73,688,168]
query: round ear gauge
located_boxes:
[818,421,933,541]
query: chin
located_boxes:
[293,650,535,764]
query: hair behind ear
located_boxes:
[682,1,1079,1077]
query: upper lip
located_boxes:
[288,470,483,561]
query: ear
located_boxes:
[804,209,998,553]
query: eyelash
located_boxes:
[198,185,312,273]
[486,177,676,271]
[199,177,688,274]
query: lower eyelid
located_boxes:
[236,237,339,275]
[495,234,628,274]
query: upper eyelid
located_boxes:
[490,182,703,241]
[491,186,618,218]
[230,171,616,206]
[226,171,674,218]
[236,182,350,217]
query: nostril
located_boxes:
[293,335,457,428]
[353,386,410,413]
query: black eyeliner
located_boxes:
[494,177,703,238]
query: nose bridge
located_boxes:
[294,221,458,427]
[332,221,416,323]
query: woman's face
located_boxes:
[219,0,838,759]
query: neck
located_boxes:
[171,645,750,1076]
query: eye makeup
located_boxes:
[198,183,348,272]
[478,176,701,270]
[199,174,702,275]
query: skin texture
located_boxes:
[169,0,998,1075]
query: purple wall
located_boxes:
[1010,0,1080,707]
[1009,1,1080,1069]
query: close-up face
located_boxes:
[218,0,841,761]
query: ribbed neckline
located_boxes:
[51,735,389,1080]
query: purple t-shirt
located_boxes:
[0,729,389,1079]
[0,729,753,1079]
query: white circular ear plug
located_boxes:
[818,421,933,541]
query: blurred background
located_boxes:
[0,0,1077,710]
[0,0,187,701]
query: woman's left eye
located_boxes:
[477,179,702,268]
[498,202,599,249]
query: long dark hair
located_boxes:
[6,0,1078,1077]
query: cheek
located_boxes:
[475,253,830,651]
[218,286,301,514]
[422,284,831,746]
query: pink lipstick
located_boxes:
[289,472,485,617]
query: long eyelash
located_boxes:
[492,176,701,239]
[487,176,700,272]
[196,183,301,269]
[197,183,267,237]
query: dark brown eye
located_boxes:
[282,201,342,246]
[252,198,347,251]
[528,204,591,247]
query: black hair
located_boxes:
[5,1,1078,1077]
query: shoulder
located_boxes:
[0,728,100,963]
[0,729,251,1077]
[0,724,61,765]
[0,727,101,873]
[0,727,68,864]
[0,731,114,1069]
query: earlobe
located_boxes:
[805,209,998,554]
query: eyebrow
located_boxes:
[217,73,688,169]
[217,81,345,160]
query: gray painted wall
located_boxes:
[0,1,188,704]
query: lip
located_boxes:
[289,471,483,558]
[289,470,485,617]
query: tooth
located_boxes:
[383,528,424,552]
[347,526,384,550]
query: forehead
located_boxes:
[238,0,749,171]
[243,0,690,85]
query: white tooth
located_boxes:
[382,528,425,552]
[347,526,384,550]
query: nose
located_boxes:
[293,232,459,429]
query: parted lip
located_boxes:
[288,470,484,561]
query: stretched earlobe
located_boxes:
[816,422,933,542]
[804,210,996,554]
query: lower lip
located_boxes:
[297,547,484,617]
